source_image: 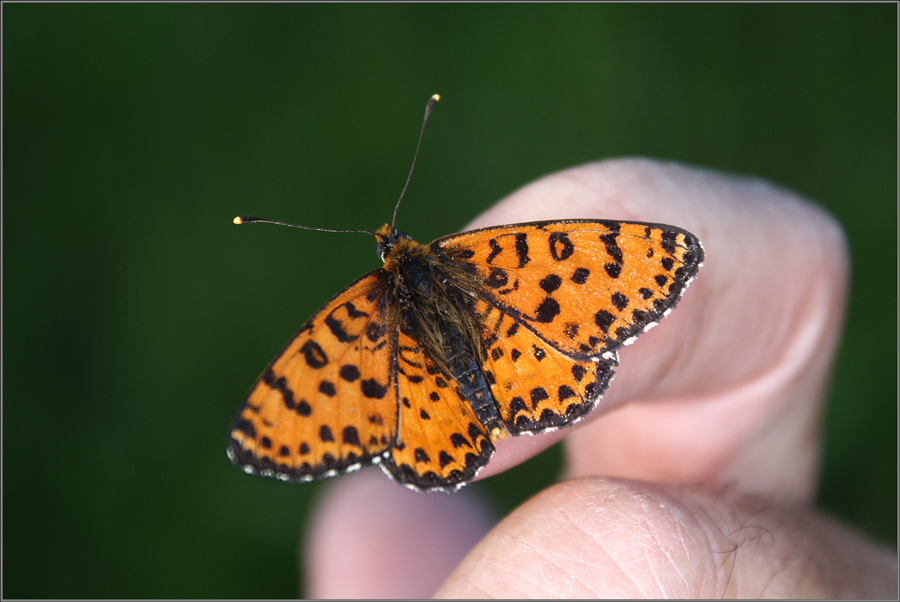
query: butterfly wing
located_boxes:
[227,270,399,482]
[433,220,703,434]
[380,326,495,491]
[435,220,704,359]
[474,298,617,434]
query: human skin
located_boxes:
[302,159,898,598]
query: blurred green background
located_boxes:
[4,4,896,598]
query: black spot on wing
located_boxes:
[365,322,385,343]
[232,418,256,439]
[660,230,678,254]
[344,302,368,319]
[611,292,628,311]
[450,433,471,448]
[324,313,357,343]
[571,267,590,284]
[264,369,299,412]
[548,232,574,261]
[600,232,623,264]
[485,267,509,289]
[486,238,502,263]
[534,298,560,323]
[361,379,388,399]
[340,364,360,382]
[594,309,615,333]
[514,233,530,267]
[540,273,562,293]
[530,387,549,409]
[342,426,361,446]
[299,341,328,368]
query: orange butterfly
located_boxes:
[227,95,704,492]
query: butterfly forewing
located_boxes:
[434,220,704,360]
[228,271,399,481]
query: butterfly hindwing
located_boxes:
[474,299,617,435]
[227,271,399,482]
[381,327,495,491]
[434,220,704,359]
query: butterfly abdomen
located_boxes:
[437,324,503,438]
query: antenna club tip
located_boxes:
[431,94,440,102]
[233,216,244,225]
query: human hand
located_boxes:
[303,159,897,598]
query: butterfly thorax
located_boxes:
[375,224,504,438]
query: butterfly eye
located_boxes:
[376,239,391,261]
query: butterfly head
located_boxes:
[375,224,418,263]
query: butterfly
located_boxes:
[227,95,704,492]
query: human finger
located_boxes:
[435,477,897,599]
[304,469,496,598]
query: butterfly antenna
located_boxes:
[233,215,376,237]
[391,94,440,231]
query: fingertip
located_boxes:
[436,477,718,598]
[303,468,496,598]
[437,477,893,599]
